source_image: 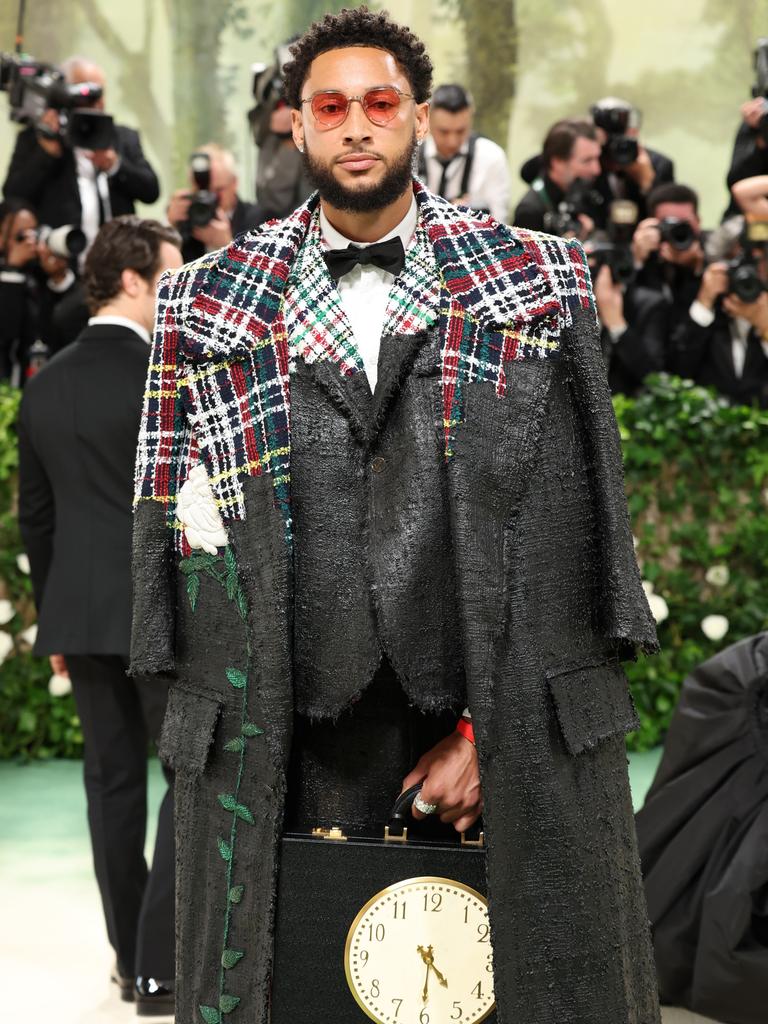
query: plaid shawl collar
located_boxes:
[179,181,560,365]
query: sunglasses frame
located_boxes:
[300,85,415,130]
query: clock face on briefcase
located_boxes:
[344,876,495,1024]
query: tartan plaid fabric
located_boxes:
[133,181,596,549]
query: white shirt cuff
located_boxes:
[689,300,716,328]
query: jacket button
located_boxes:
[371,456,386,474]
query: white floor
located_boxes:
[0,760,719,1024]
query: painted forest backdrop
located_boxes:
[0,0,765,227]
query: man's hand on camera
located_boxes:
[193,213,233,251]
[401,731,482,833]
[167,189,193,229]
[90,148,119,173]
[625,145,656,193]
[576,213,595,240]
[38,242,70,284]
[36,109,63,159]
[742,97,768,135]
[632,218,661,266]
[594,263,626,332]
[659,236,704,271]
[697,261,729,311]
[723,290,768,336]
[6,229,38,268]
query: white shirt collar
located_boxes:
[319,195,418,253]
[88,315,152,346]
[424,136,469,162]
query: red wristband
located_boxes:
[455,716,475,745]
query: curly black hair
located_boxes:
[282,7,433,109]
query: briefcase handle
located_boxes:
[385,783,484,847]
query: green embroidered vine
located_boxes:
[180,546,263,1024]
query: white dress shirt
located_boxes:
[688,300,768,377]
[74,149,113,268]
[320,196,418,391]
[421,135,511,223]
[88,315,151,346]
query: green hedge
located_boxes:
[1,374,767,758]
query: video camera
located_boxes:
[590,98,639,167]
[0,52,116,150]
[726,218,768,303]
[248,41,294,146]
[583,200,639,286]
[543,178,604,238]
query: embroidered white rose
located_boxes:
[701,614,729,642]
[177,464,228,555]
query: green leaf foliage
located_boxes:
[228,885,245,904]
[242,721,264,737]
[221,948,245,969]
[199,1006,221,1024]
[226,667,247,690]
[217,836,232,862]
[187,572,201,611]
[223,736,245,753]
[218,793,237,811]
[219,994,241,1013]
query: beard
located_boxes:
[302,131,417,213]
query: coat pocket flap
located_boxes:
[158,684,223,774]
[546,661,639,756]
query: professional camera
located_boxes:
[37,224,86,259]
[248,41,294,145]
[185,152,219,230]
[590,98,639,167]
[584,200,638,286]
[658,216,697,252]
[0,51,115,149]
[726,218,768,303]
[543,179,604,237]
[751,38,768,144]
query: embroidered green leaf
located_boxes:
[199,1006,221,1024]
[221,948,245,969]
[225,572,238,601]
[226,667,246,690]
[234,803,254,825]
[217,836,232,862]
[187,572,200,611]
[218,793,237,812]
[220,995,241,1014]
[223,736,245,753]
[224,545,237,574]
[242,721,264,738]
[228,884,245,904]
[183,552,220,573]
[235,587,248,621]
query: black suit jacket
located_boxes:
[180,197,262,264]
[17,322,149,655]
[669,308,768,407]
[601,283,670,396]
[3,124,160,229]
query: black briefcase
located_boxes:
[271,785,497,1024]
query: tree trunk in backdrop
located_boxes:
[457,0,517,146]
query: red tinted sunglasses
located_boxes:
[301,86,414,129]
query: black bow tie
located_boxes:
[323,236,405,283]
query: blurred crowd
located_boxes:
[4,43,768,408]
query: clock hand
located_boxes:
[417,946,434,1003]
[421,961,431,1004]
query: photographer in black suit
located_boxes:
[3,57,159,257]
[17,216,183,1015]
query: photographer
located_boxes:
[0,197,79,382]
[418,83,511,222]
[512,119,602,237]
[631,183,705,331]
[167,143,261,264]
[2,56,159,256]
[669,217,768,407]
[722,39,768,220]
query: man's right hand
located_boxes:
[742,97,768,132]
[167,189,193,228]
[49,654,69,678]
[631,217,661,266]
[36,109,63,159]
[697,261,729,311]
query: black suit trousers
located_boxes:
[67,655,174,978]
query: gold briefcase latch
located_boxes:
[311,826,348,842]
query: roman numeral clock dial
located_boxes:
[344,877,495,1024]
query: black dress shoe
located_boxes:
[135,976,175,1017]
[110,964,135,1002]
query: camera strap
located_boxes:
[531,176,555,212]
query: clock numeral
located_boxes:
[472,980,484,1000]
[419,1009,430,1024]
[359,949,369,967]
[423,891,442,912]
[463,905,469,924]
[391,997,403,1018]
[370,979,380,999]
[393,900,407,920]
[451,1002,463,1019]
[367,922,386,942]
[477,923,490,943]
[486,952,493,973]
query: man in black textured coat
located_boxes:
[18,216,182,1014]
[130,9,660,1023]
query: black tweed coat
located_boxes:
[131,183,660,1024]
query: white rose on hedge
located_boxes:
[641,580,655,597]
[0,631,13,664]
[19,624,38,646]
[16,553,30,575]
[705,565,730,588]
[647,593,669,624]
[0,599,14,625]
[701,614,729,642]
[177,464,228,556]
[48,673,72,697]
